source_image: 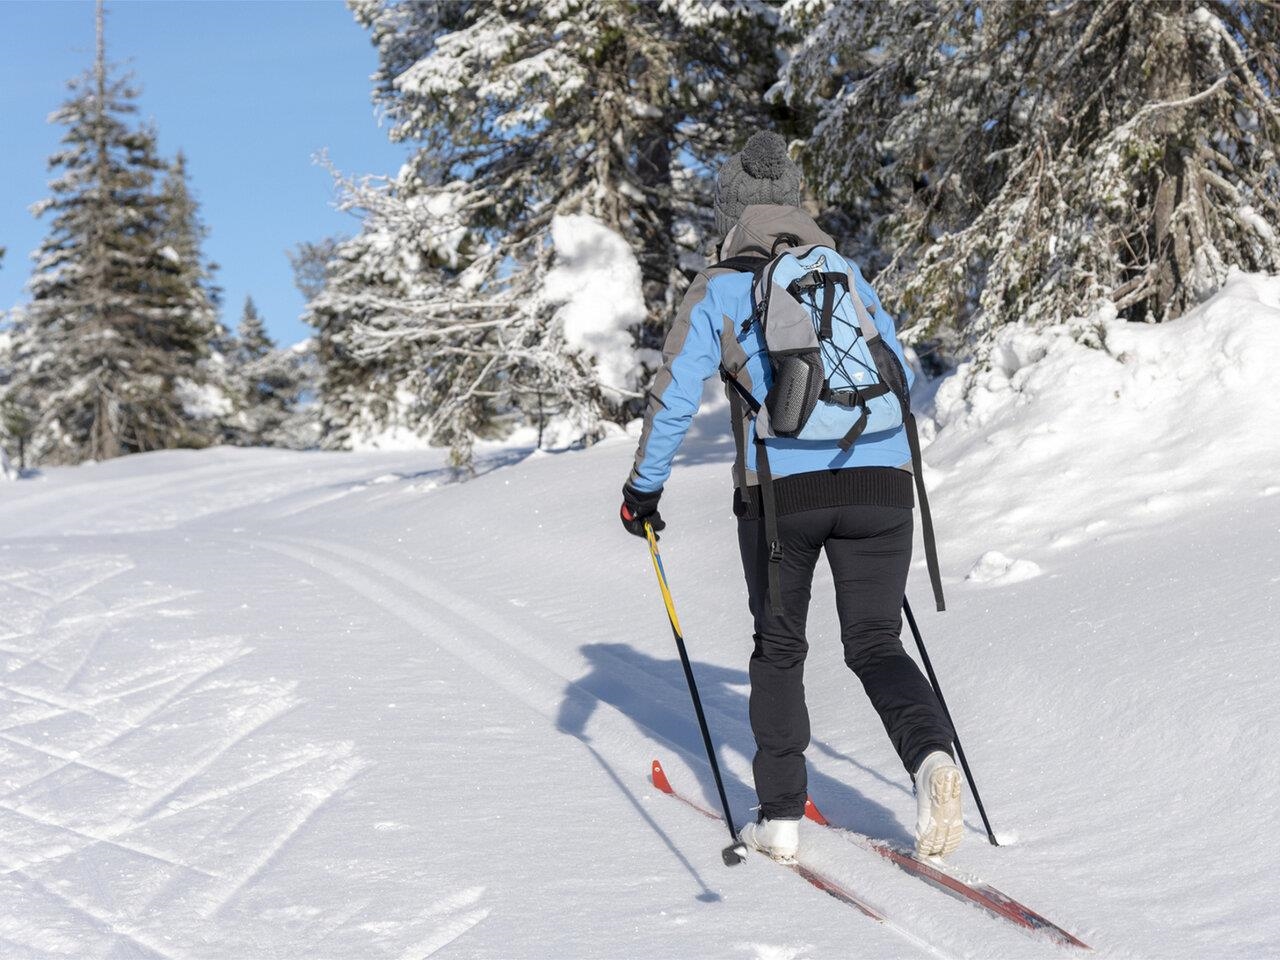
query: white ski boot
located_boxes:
[739,817,800,862]
[914,750,963,858]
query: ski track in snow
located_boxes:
[0,546,371,957]
[0,449,537,959]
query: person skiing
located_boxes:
[619,131,963,862]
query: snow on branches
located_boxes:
[318,0,780,460]
[783,0,1280,356]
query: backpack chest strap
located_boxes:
[819,382,891,407]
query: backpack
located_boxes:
[714,239,945,613]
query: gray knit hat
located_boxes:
[713,131,803,237]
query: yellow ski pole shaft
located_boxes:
[644,523,747,866]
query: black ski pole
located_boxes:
[644,523,749,866]
[903,596,999,847]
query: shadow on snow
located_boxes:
[557,641,917,896]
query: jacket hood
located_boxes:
[719,205,835,260]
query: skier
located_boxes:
[619,132,963,862]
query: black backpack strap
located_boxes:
[711,255,771,276]
[754,435,784,610]
[836,405,869,452]
[819,275,837,340]
[720,364,760,413]
[721,365,783,609]
[820,383,890,406]
[905,411,945,612]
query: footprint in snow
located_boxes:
[966,551,1042,585]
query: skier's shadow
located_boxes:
[557,642,914,855]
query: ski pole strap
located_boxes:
[906,412,945,612]
[753,435,784,611]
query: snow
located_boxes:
[405,186,468,269]
[544,213,646,396]
[0,276,1277,957]
[174,377,233,421]
[923,269,1280,563]
[0,446,16,481]
[1238,204,1276,245]
[964,551,1041,585]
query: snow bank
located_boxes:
[543,214,646,396]
[924,270,1280,559]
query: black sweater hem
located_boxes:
[733,466,914,520]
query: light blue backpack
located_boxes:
[732,243,910,447]
[717,242,944,613]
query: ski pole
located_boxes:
[644,522,749,866]
[903,596,1000,847]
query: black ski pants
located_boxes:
[738,502,954,820]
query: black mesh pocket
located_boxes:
[766,351,823,436]
[867,338,910,409]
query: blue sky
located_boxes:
[0,0,411,346]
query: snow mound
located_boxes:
[544,214,647,396]
[965,551,1042,584]
[926,270,1280,556]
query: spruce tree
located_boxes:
[0,315,30,471]
[235,296,272,364]
[3,3,223,464]
[157,149,230,436]
[224,296,308,447]
[158,151,223,336]
[783,1,1280,355]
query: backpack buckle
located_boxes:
[768,539,783,563]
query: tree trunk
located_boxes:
[634,113,674,348]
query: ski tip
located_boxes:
[804,796,829,826]
[651,758,674,795]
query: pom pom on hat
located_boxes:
[713,131,803,237]
[739,132,790,180]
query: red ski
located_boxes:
[651,758,1090,952]
[801,796,1089,950]
[655,760,963,958]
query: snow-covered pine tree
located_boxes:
[223,296,307,447]
[3,3,224,464]
[297,194,457,452]
[236,296,272,362]
[0,316,28,472]
[782,1,1280,355]
[157,150,230,437]
[321,0,781,461]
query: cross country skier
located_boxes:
[619,132,963,862]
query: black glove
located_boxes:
[620,483,665,539]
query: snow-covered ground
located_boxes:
[1,276,1278,958]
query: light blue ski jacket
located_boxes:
[627,205,915,495]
